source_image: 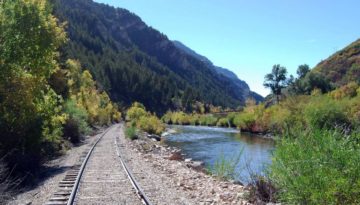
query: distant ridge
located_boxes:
[173,41,263,102]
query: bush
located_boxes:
[170,111,190,125]
[226,113,237,127]
[161,111,173,124]
[189,114,200,125]
[267,105,293,134]
[198,114,218,126]
[217,118,230,127]
[330,81,359,100]
[63,100,90,143]
[270,129,360,204]
[247,176,277,204]
[233,113,255,131]
[137,115,165,135]
[126,102,148,122]
[305,97,349,130]
[127,102,165,135]
[125,126,138,140]
[162,112,220,127]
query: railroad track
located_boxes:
[45,125,152,205]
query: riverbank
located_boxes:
[165,123,275,139]
[121,125,252,204]
[163,125,274,185]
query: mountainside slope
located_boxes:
[173,41,263,102]
[313,39,360,86]
[52,0,260,112]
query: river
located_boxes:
[164,125,275,184]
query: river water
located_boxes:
[164,125,275,184]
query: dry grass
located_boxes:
[0,158,21,205]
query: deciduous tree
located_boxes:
[264,64,288,103]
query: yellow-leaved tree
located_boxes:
[0,0,67,171]
[65,60,121,126]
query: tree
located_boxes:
[304,72,333,94]
[264,64,288,103]
[286,74,295,86]
[297,64,310,79]
[0,0,67,172]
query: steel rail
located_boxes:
[66,127,111,205]
[115,133,153,205]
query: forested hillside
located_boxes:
[313,38,360,86]
[51,0,262,113]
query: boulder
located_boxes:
[187,161,205,171]
[185,158,192,162]
[168,151,183,161]
[147,134,161,141]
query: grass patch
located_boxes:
[125,126,138,140]
[208,149,243,180]
[269,129,360,204]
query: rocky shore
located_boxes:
[123,128,252,205]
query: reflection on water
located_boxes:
[164,125,275,184]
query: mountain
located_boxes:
[173,41,263,102]
[52,0,262,113]
[313,39,360,86]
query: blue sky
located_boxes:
[95,0,360,96]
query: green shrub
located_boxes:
[305,97,349,130]
[226,113,237,127]
[233,113,255,130]
[217,118,230,127]
[169,111,190,125]
[127,102,165,135]
[330,81,359,100]
[63,100,90,143]
[126,102,148,122]
[137,115,165,135]
[270,129,360,204]
[199,114,218,126]
[125,126,137,140]
[161,111,173,124]
[349,96,360,128]
[189,114,200,125]
[268,105,294,134]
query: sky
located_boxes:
[95,0,360,97]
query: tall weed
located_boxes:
[270,129,360,204]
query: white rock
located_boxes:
[185,158,192,162]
